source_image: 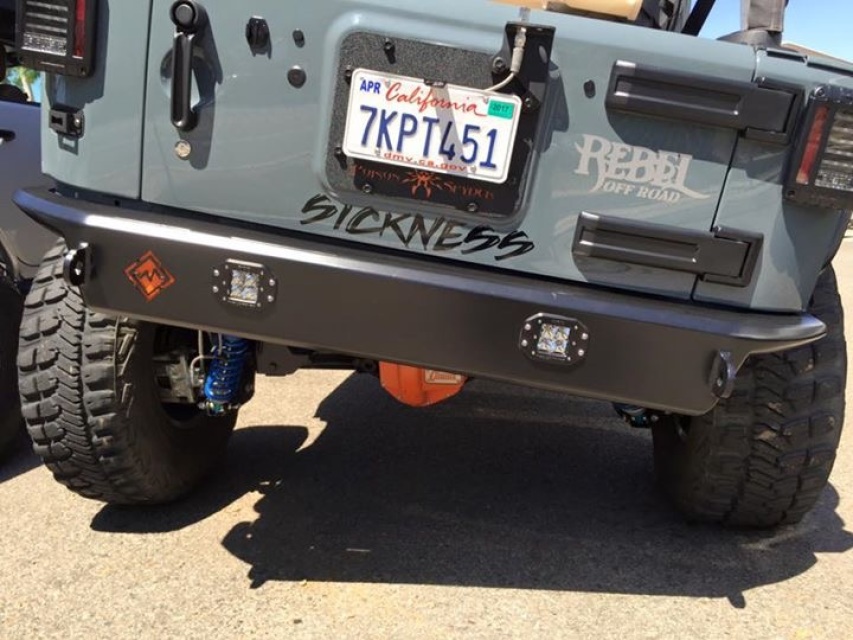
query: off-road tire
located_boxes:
[0,257,23,459]
[652,267,846,528]
[17,244,237,504]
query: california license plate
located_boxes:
[342,69,522,184]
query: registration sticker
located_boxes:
[342,69,522,184]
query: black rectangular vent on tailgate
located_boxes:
[16,0,97,77]
[573,212,763,287]
[606,61,802,144]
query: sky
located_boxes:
[701,0,853,61]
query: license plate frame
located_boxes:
[324,31,553,221]
[342,69,522,185]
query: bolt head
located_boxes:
[212,285,219,294]
[175,140,192,160]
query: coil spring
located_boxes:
[203,335,250,414]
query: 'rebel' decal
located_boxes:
[574,134,710,203]
[301,195,535,261]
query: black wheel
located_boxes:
[17,244,238,504]
[652,267,847,528]
[0,257,23,459]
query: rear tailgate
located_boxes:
[138,1,763,300]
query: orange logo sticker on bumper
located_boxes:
[124,251,176,301]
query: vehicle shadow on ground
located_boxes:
[92,374,853,606]
[0,431,40,482]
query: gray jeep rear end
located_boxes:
[10,0,853,526]
[15,0,850,413]
[30,0,850,310]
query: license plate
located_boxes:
[342,69,522,184]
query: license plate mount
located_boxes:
[342,69,522,185]
[325,31,554,222]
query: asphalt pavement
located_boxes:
[1,242,853,639]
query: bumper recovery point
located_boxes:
[15,188,826,415]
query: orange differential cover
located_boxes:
[379,362,468,407]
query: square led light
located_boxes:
[536,323,571,357]
[228,269,261,305]
[520,314,589,366]
[213,260,277,309]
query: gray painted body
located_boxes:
[0,98,54,280]
[40,0,852,311]
[40,1,152,200]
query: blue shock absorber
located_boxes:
[203,335,250,415]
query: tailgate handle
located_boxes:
[169,1,208,132]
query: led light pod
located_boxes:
[519,313,590,365]
[212,260,277,310]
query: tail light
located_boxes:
[15,0,98,77]
[786,86,853,209]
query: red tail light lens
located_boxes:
[795,104,829,185]
[74,0,87,58]
[786,86,853,210]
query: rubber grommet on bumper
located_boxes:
[14,188,826,415]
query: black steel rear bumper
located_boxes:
[15,188,826,415]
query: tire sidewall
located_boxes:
[116,321,236,493]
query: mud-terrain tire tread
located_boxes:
[653,267,846,528]
[17,243,236,503]
[0,256,23,458]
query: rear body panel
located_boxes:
[38,0,853,311]
[138,1,748,301]
[41,1,153,199]
[695,50,853,311]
